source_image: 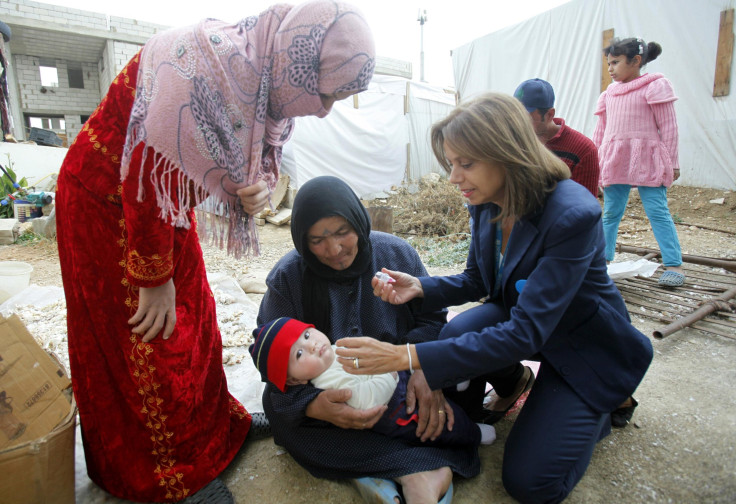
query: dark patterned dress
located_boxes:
[258,231,481,479]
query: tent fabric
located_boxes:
[451,0,736,190]
[281,75,456,197]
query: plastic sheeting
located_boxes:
[451,0,736,190]
[281,74,457,197]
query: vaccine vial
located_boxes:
[374,271,395,283]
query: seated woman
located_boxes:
[335,92,654,504]
[257,175,480,504]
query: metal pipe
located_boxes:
[616,244,736,273]
[653,285,736,339]
[417,9,427,82]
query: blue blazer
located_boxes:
[416,180,653,413]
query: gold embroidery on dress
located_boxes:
[81,124,121,166]
[127,249,174,283]
[106,186,123,205]
[118,216,189,500]
[229,397,247,420]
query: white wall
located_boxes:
[0,142,68,187]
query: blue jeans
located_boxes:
[602,184,682,266]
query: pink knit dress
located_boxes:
[593,73,679,188]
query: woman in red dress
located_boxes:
[55,2,375,502]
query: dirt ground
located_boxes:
[1,184,735,503]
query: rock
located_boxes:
[31,208,56,238]
[239,278,267,294]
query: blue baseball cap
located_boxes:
[514,78,555,112]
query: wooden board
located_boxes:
[713,9,734,97]
[366,206,394,234]
[271,174,290,209]
[265,208,292,226]
[601,28,614,93]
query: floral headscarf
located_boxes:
[121,0,375,258]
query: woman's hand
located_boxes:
[305,389,386,429]
[335,337,407,375]
[407,371,454,442]
[128,278,176,342]
[673,168,681,181]
[236,180,269,216]
[371,268,424,305]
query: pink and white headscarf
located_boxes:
[121,0,375,257]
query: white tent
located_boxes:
[281,74,457,197]
[451,0,736,190]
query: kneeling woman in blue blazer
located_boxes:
[337,92,653,504]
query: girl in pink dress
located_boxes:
[593,37,685,288]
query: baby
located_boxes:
[250,317,495,447]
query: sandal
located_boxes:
[479,366,535,425]
[248,411,273,440]
[611,397,639,428]
[178,478,233,504]
[658,270,685,288]
[352,477,405,504]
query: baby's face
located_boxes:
[286,327,334,386]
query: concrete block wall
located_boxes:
[109,16,167,39]
[0,1,168,35]
[113,41,144,74]
[376,56,413,80]
[14,55,101,114]
[2,0,164,144]
[63,114,83,145]
[0,0,109,30]
[99,40,144,92]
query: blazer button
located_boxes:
[560,365,571,376]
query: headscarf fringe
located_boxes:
[195,196,261,260]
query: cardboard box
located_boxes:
[0,314,76,504]
[0,315,71,449]
[0,399,76,504]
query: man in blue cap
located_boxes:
[514,78,600,197]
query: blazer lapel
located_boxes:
[502,218,538,289]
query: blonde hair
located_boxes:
[430,92,570,221]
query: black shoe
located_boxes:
[479,366,535,425]
[248,411,272,440]
[179,478,233,504]
[611,397,639,428]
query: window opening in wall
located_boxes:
[27,116,65,131]
[68,62,84,89]
[39,59,59,88]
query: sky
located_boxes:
[42,0,572,87]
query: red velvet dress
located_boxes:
[56,54,251,502]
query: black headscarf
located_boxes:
[290,176,372,334]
